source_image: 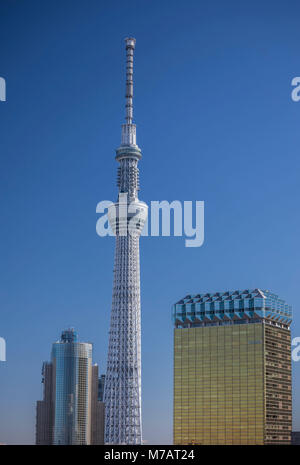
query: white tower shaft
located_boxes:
[104,38,147,445]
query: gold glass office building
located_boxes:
[173,289,292,445]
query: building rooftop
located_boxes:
[60,328,78,343]
[173,289,292,328]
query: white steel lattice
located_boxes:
[104,38,147,445]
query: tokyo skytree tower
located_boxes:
[104,38,148,444]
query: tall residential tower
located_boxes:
[36,329,105,445]
[173,289,292,445]
[104,38,148,444]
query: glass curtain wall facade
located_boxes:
[36,329,105,445]
[52,329,92,445]
[173,289,292,445]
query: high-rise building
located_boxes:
[98,374,106,402]
[52,329,93,445]
[104,38,148,444]
[36,362,54,445]
[91,365,105,445]
[173,289,292,445]
[292,431,300,445]
[36,329,105,445]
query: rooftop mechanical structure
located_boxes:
[172,289,292,328]
[103,38,147,445]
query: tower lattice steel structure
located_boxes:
[104,38,148,445]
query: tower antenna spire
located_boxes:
[125,37,135,124]
[121,37,137,146]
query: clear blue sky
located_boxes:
[0,0,300,445]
